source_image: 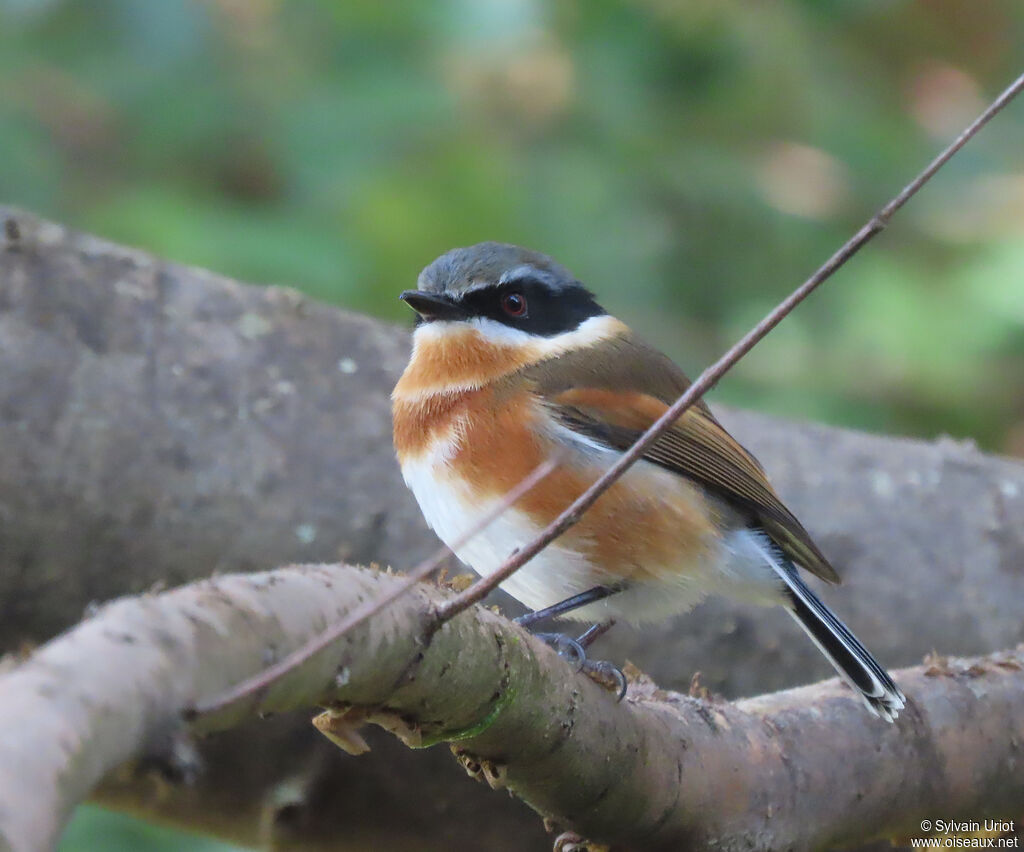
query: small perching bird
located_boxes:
[392,242,905,721]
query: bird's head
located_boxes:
[401,242,609,338]
[395,243,626,395]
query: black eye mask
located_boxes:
[458,280,606,337]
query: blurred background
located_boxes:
[0,0,1021,848]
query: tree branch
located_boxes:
[193,455,563,716]
[3,207,1024,850]
[1,563,1022,852]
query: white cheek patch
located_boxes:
[470,314,626,355]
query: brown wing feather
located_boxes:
[520,332,840,584]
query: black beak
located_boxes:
[399,290,467,321]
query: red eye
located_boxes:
[501,292,527,317]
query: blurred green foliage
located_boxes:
[0,1,1021,849]
[2,0,1023,452]
[59,806,246,851]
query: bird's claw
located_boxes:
[580,659,628,701]
[533,632,586,670]
[532,632,628,699]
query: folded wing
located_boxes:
[521,333,840,584]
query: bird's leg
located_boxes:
[513,584,621,669]
[514,587,629,700]
[513,584,624,629]
[576,619,616,649]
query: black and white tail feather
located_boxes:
[754,532,906,722]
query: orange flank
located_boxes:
[393,387,480,459]
[453,387,716,581]
[393,371,717,583]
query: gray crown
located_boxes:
[417,242,578,297]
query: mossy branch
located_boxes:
[2,563,1022,852]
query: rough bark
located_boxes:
[1,207,1023,850]
[2,562,1022,852]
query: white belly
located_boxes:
[401,454,599,613]
[398,451,772,624]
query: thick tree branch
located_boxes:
[1,563,1022,852]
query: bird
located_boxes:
[391,242,906,721]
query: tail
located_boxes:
[780,566,905,722]
[748,533,906,721]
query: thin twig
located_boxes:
[192,454,562,716]
[434,71,1024,623]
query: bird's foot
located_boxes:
[532,632,587,669]
[531,630,628,701]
